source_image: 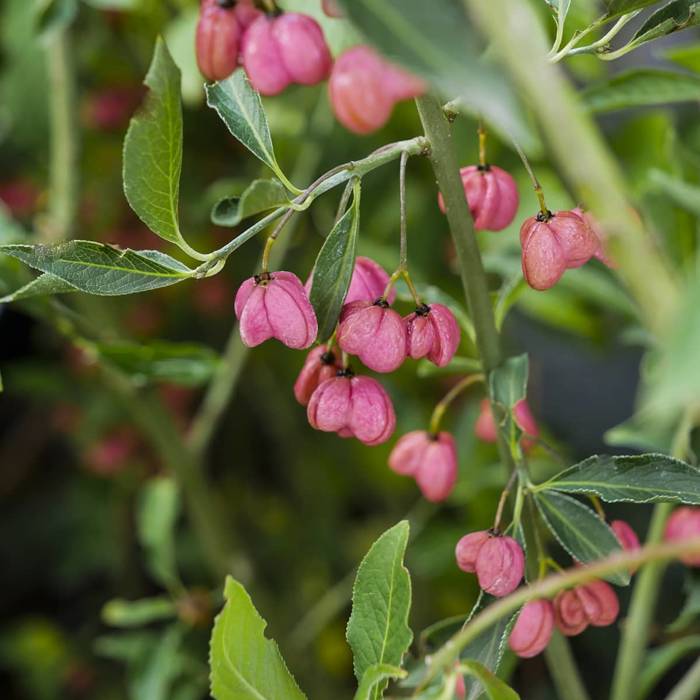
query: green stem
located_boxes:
[665,657,700,700]
[416,93,589,700]
[610,502,673,700]
[45,28,78,242]
[417,537,700,691]
[464,0,679,336]
[544,632,592,700]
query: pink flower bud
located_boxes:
[321,0,344,18]
[329,45,424,134]
[293,345,339,405]
[337,300,407,373]
[474,399,539,449]
[664,507,700,566]
[305,256,395,306]
[475,534,525,597]
[405,303,461,368]
[307,371,396,445]
[438,166,519,232]
[196,0,242,82]
[242,13,331,95]
[388,430,458,502]
[235,271,318,349]
[611,519,641,573]
[455,530,490,573]
[509,600,555,658]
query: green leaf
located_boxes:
[346,521,413,697]
[537,453,700,504]
[648,169,700,217]
[124,39,195,253]
[96,341,218,387]
[354,665,407,700]
[137,477,180,589]
[534,491,629,585]
[582,69,700,112]
[632,0,700,45]
[210,576,307,700]
[636,634,700,699]
[0,242,193,295]
[102,597,177,628]
[205,71,296,190]
[336,0,538,150]
[131,624,184,700]
[0,272,77,303]
[310,191,360,341]
[488,354,529,444]
[459,661,520,700]
[212,179,290,227]
[603,0,665,19]
[662,43,700,72]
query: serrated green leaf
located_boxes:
[206,71,293,188]
[535,491,628,585]
[489,354,528,411]
[210,576,307,700]
[354,664,407,700]
[632,0,700,46]
[0,241,193,295]
[536,453,700,504]
[582,69,700,112]
[123,39,192,252]
[310,191,360,341]
[0,272,77,303]
[347,521,413,699]
[137,477,180,589]
[603,0,665,19]
[212,179,290,227]
[459,660,520,700]
[336,0,537,150]
[102,597,177,628]
[96,341,218,386]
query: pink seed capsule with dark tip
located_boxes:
[455,530,490,573]
[509,599,555,658]
[196,0,242,82]
[413,432,458,502]
[273,13,331,86]
[293,345,339,406]
[475,534,525,597]
[554,589,588,636]
[520,214,568,291]
[664,507,700,566]
[405,303,461,368]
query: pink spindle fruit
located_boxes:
[455,530,491,573]
[438,165,519,232]
[664,507,700,566]
[337,300,407,373]
[474,398,539,449]
[234,271,318,349]
[571,207,615,268]
[509,600,555,658]
[242,13,331,95]
[294,345,340,406]
[234,0,263,29]
[388,430,458,502]
[520,210,599,290]
[196,0,242,82]
[305,256,395,305]
[307,371,396,445]
[329,45,424,134]
[611,519,641,573]
[405,303,461,368]
[554,581,619,636]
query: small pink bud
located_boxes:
[474,399,539,449]
[196,0,242,82]
[242,13,331,95]
[293,345,339,406]
[337,300,407,373]
[305,256,395,305]
[455,530,490,574]
[321,0,344,18]
[509,600,555,658]
[664,507,700,566]
[438,166,519,232]
[405,303,461,368]
[611,519,641,573]
[307,372,396,445]
[329,46,424,134]
[475,534,525,597]
[235,271,318,349]
[554,589,588,636]
[388,430,458,502]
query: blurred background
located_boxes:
[1,0,699,698]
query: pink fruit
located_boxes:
[234,271,318,349]
[554,581,619,636]
[509,600,555,658]
[196,0,242,82]
[474,398,539,449]
[664,507,700,566]
[611,519,641,573]
[294,345,340,406]
[405,303,461,368]
[455,530,490,574]
[476,535,525,597]
[438,165,519,232]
